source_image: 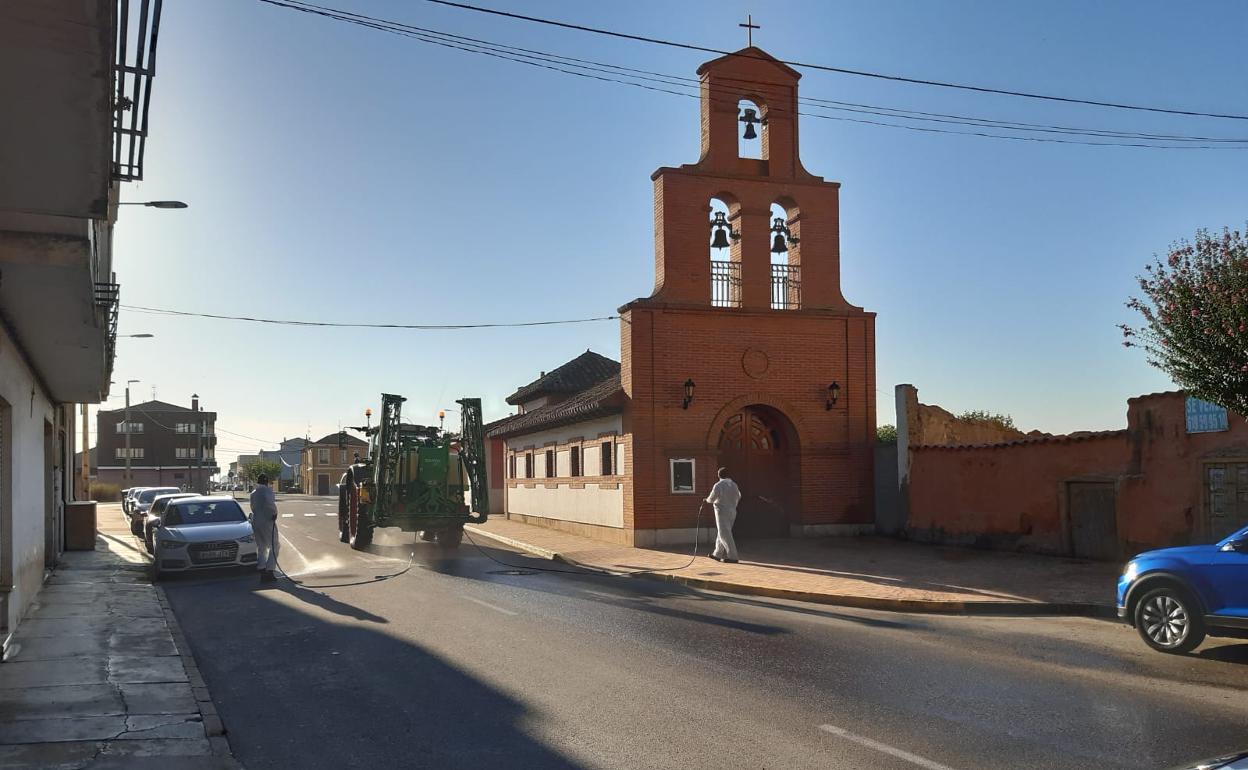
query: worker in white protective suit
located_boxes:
[705,467,742,563]
[249,474,279,583]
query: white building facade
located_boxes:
[0,0,164,650]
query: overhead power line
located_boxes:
[121,304,619,329]
[416,0,1248,121]
[256,0,1248,149]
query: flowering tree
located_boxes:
[1122,227,1248,415]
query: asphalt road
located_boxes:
[160,494,1248,770]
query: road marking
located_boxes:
[304,513,318,517]
[324,513,337,517]
[463,596,518,616]
[817,725,959,770]
[281,513,294,518]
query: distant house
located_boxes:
[259,437,308,492]
[301,433,368,496]
[96,396,219,493]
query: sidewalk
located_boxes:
[0,504,240,769]
[465,518,1118,616]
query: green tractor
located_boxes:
[338,394,489,550]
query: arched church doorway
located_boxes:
[716,405,797,538]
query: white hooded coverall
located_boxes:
[705,477,742,561]
[249,484,279,571]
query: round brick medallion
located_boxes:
[742,347,770,379]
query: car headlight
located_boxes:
[159,539,186,549]
[238,534,255,544]
[1122,561,1138,582]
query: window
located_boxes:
[114,447,145,459]
[115,421,144,434]
[508,453,517,479]
[570,446,581,477]
[175,447,198,459]
[670,458,695,494]
[545,449,555,478]
[340,449,348,464]
[204,449,215,460]
[318,448,330,464]
[524,452,533,479]
[600,440,613,476]
[175,422,198,434]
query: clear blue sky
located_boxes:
[106,0,1248,467]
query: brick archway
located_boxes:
[704,392,805,451]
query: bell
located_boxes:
[711,227,732,250]
[740,108,759,140]
[771,232,788,253]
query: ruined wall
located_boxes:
[904,389,1248,558]
[896,384,1028,448]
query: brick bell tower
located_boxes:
[619,46,876,546]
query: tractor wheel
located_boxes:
[435,527,464,550]
[348,489,373,550]
[337,485,350,544]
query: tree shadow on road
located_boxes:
[163,579,589,770]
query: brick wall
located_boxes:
[906,391,1248,558]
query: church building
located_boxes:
[487,46,876,546]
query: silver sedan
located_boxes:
[152,496,259,579]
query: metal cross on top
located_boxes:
[739,14,760,47]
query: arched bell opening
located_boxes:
[708,194,741,308]
[769,200,801,310]
[737,98,764,160]
[716,404,801,539]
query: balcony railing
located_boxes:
[771,264,801,310]
[96,281,120,374]
[710,260,741,308]
[113,0,164,181]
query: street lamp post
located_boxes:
[124,379,140,486]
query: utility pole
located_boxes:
[124,379,139,486]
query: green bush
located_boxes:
[958,410,1015,431]
[90,482,120,502]
[876,424,898,444]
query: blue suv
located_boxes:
[1118,524,1248,653]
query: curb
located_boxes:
[464,525,1116,618]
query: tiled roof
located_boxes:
[310,432,368,447]
[506,351,620,406]
[488,374,624,439]
[100,399,195,414]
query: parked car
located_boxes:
[151,496,258,579]
[128,487,183,536]
[1117,524,1248,653]
[142,493,198,553]
[122,487,148,515]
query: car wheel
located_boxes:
[143,525,155,555]
[1134,586,1206,654]
[130,514,144,538]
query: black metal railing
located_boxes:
[711,260,741,308]
[113,0,163,181]
[96,282,120,375]
[771,264,801,310]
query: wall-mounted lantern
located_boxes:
[826,381,841,410]
[682,379,696,410]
